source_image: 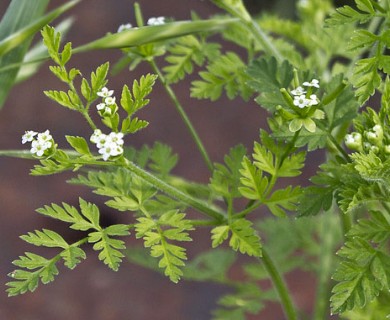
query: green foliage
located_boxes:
[326,0,390,104]
[330,236,390,314]
[135,210,193,283]
[265,186,301,218]
[191,51,253,101]
[163,35,220,83]
[148,142,178,178]
[211,218,262,257]
[210,144,247,199]
[247,57,294,111]
[239,156,268,200]
[212,283,264,320]
[326,1,376,26]
[120,74,157,134]
[6,0,390,318]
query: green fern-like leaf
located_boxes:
[348,211,390,243]
[20,229,68,249]
[325,3,374,26]
[211,144,247,199]
[7,254,59,296]
[88,224,130,271]
[265,186,302,217]
[163,35,220,83]
[148,142,178,177]
[351,57,382,104]
[191,52,253,101]
[135,210,193,283]
[238,156,268,201]
[330,237,390,314]
[211,219,262,257]
[246,56,294,111]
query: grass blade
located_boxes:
[74,18,237,52]
[0,0,80,108]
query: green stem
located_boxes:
[212,0,283,62]
[80,110,97,131]
[245,18,283,62]
[148,59,214,172]
[121,158,225,221]
[313,210,339,320]
[261,248,298,320]
[328,134,350,163]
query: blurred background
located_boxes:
[0,0,346,319]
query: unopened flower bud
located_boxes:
[345,132,362,152]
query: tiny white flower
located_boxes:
[31,140,47,157]
[37,130,52,143]
[98,142,118,161]
[90,129,102,143]
[293,95,309,108]
[108,132,124,146]
[96,133,108,149]
[22,131,37,144]
[97,87,114,98]
[308,94,319,106]
[147,16,165,26]
[110,145,124,157]
[303,79,320,88]
[96,103,106,110]
[117,23,132,33]
[104,96,116,105]
[290,86,306,96]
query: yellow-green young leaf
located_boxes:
[278,152,306,177]
[264,186,302,217]
[90,62,109,96]
[7,257,59,296]
[239,156,268,200]
[81,78,92,101]
[88,230,126,271]
[49,65,68,82]
[79,198,100,231]
[121,117,149,134]
[44,90,75,109]
[229,219,262,257]
[211,225,230,248]
[20,229,68,249]
[253,142,275,176]
[60,42,72,65]
[60,246,86,270]
[65,136,91,156]
[120,84,133,114]
[105,196,140,212]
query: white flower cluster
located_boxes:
[147,16,165,26]
[117,23,132,33]
[291,79,320,109]
[96,87,117,116]
[22,130,53,157]
[90,129,124,161]
[117,17,165,33]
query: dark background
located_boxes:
[0,1,339,319]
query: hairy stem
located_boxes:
[148,59,214,172]
[261,248,298,320]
